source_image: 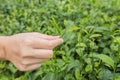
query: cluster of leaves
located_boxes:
[0,0,120,80]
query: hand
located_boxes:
[0,32,63,71]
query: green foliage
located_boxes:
[0,0,120,80]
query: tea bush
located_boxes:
[0,0,120,80]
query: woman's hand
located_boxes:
[0,32,63,71]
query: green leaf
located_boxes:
[70,26,80,32]
[115,73,120,80]
[42,73,56,80]
[98,68,113,80]
[8,63,17,74]
[90,34,102,38]
[75,68,82,80]
[85,64,92,73]
[89,54,115,69]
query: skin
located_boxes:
[0,32,63,71]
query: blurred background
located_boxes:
[0,0,120,80]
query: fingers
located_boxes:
[8,32,64,71]
[13,32,60,40]
[26,38,63,49]
[21,58,49,65]
[36,34,60,40]
[24,49,53,59]
[30,32,60,40]
[12,56,49,71]
[12,58,48,71]
[24,64,41,71]
[19,63,41,71]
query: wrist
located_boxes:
[0,36,8,60]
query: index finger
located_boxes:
[27,38,63,49]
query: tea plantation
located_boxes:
[0,0,120,80]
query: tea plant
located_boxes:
[0,0,120,80]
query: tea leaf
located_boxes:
[90,54,115,69]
